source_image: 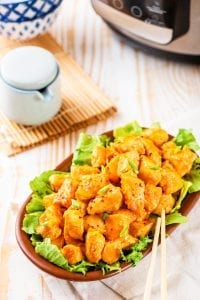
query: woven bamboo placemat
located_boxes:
[0,34,117,156]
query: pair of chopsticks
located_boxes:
[143,209,167,300]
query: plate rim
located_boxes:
[15,130,200,281]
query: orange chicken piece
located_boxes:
[121,171,145,216]
[142,137,162,166]
[85,229,105,263]
[162,143,197,177]
[114,209,137,223]
[129,219,155,238]
[91,145,107,168]
[69,200,87,216]
[113,135,145,154]
[49,173,69,192]
[153,194,176,215]
[64,209,84,241]
[51,235,65,249]
[43,194,55,208]
[63,233,85,254]
[162,160,175,171]
[118,235,138,250]
[106,149,140,184]
[105,213,132,241]
[62,244,83,265]
[54,177,78,208]
[37,205,63,241]
[75,173,108,202]
[161,140,177,156]
[160,168,183,194]
[106,155,120,184]
[71,165,100,179]
[102,240,122,264]
[142,128,169,147]
[84,215,105,234]
[139,156,162,185]
[144,183,162,213]
[87,184,123,215]
[117,150,140,176]
[106,145,119,161]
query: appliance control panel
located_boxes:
[100,0,189,33]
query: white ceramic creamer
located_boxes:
[0,46,61,126]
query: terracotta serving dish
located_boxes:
[15,131,200,281]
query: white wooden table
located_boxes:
[1,1,200,299]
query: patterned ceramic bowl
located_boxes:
[0,0,63,40]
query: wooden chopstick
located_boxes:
[143,217,161,300]
[161,209,167,300]
[143,210,167,300]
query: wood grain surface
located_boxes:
[0,1,200,299]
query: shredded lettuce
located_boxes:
[70,260,95,275]
[35,239,69,270]
[164,180,192,225]
[165,212,188,225]
[72,133,110,166]
[121,237,152,266]
[174,128,200,151]
[22,211,43,234]
[132,237,152,251]
[128,159,139,174]
[71,199,81,209]
[113,121,143,139]
[171,180,192,213]
[96,261,121,275]
[185,158,200,193]
[99,184,111,195]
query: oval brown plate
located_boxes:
[15,131,200,281]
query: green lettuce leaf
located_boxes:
[133,236,152,251]
[171,180,192,213]
[26,194,45,213]
[165,212,188,225]
[30,170,63,197]
[27,170,67,214]
[72,133,110,166]
[151,122,161,129]
[96,261,121,275]
[114,121,143,139]
[22,211,43,234]
[125,250,143,266]
[30,234,43,246]
[174,128,200,151]
[121,236,152,266]
[185,158,200,193]
[70,260,95,275]
[35,239,69,270]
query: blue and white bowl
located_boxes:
[0,0,63,40]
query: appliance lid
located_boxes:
[92,0,173,45]
[92,0,191,45]
[0,46,58,90]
